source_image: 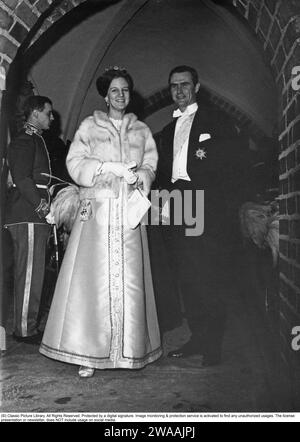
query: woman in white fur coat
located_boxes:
[40,68,162,377]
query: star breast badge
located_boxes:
[195,148,207,160]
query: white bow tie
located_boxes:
[173,107,196,118]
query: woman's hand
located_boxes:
[101,161,138,183]
[135,168,152,196]
[101,161,126,177]
[123,161,138,184]
[123,169,138,184]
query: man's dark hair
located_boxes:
[96,67,134,98]
[168,65,199,86]
[23,95,52,120]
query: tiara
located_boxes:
[104,65,126,72]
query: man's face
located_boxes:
[169,71,200,112]
[34,102,54,131]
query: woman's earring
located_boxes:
[105,98,109,107]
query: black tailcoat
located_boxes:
[157,106,238,241]
[155,105,240,355]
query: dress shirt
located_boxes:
[171,103,198,183]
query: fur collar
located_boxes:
[93,111,138,140]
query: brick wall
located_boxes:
[0,0,300,407]
[232,0,300,409]
[0,0,85,73]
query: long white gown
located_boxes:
[40,114,162,369]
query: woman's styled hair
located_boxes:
[96,67,134,97]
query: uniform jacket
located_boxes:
[67,111,158,199]
[5,125,51,225]
[157,105,239,239]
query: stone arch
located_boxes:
[1,0,300,407]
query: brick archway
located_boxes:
[0,1,87,72]
[1,0,300,407]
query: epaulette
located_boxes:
[24,123,40,136]
[24,126,34,135]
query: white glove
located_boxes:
[123,161,138,184]
[101,161,125,177]
[102,161,137,183]
[135,168,152,196]
[124,170,138,184]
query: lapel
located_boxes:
[187,107,209,167]
[161,106,211,179]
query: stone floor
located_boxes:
[0,283,293,414]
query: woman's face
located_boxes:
[106,77,130,112]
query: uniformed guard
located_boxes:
[5,95,54,344]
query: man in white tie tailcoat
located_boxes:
[156,65,239,365]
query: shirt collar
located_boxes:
[173,102,198,118]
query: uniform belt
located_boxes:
[12,183,48,189]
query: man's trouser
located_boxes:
[6,223,50,337]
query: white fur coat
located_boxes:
[67,111,158,199]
